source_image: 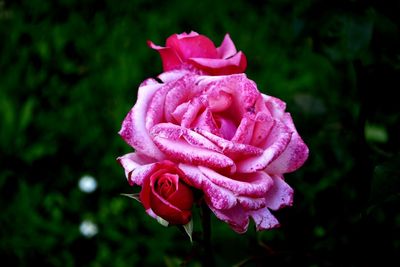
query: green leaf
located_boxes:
[156,216,169,227]
[370,155,400,204]
[182,220,193,243]
[120,193,141,202]
[321,13,373,61]
[365,123,388,143]
[19,98,36,132]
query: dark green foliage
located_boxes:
[1,0,399,266]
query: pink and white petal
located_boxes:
[176,31,199,39]
[236,121,292,173]
[207,203,250,233]
[192,108,220,136]
[181,96,206,128]
[145,208,159,220]
[164,84,190,123]
[215,116,237,140]
[196,74,261,124]
[217,33,237,59]
[231,116,255,144]
[265,114,309,174]
[195,128,263,157]
[153,136,236,171]
[262,94,287,119]
[139,78,159,87]
[206,88,233,112]
[249,207,280,231]
[150,123,221,152]
[264,174,294,210]
[152,73,198,125]
[178,164,237,210]
[163,74,200,123]
[158,69,190,83]
[117,153,157,186]
[226,74,260,115]
[203,179,237,210]
[171,102,189,123]
[177,163,205,188]
[196,74,259,112]
[118,83,165,160]
[250,112,275,147]
[145,85,170,130]
[238,196,266,211]
[265,133,308,174]
[117,152,155,171]
[195,74,227,86]
[198,166,273,198]
[129,164,158,186]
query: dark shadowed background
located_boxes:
[1,0,399,266]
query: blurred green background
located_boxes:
[1,0,399,266]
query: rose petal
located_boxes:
[145,85,169,130]
[167,181,194,211]
[117,152,154,172]
[265,114,309,173]
[119,82,165,160]
[158,69,189,83]
[166,33,218,60]
[238,196,266,210]
[198,166,273,198]
[189,52,247,75]
[149,74,198,127]
[176,31,199,39]
[249,207,280,231]
[195,128,264,157]
[178,164,237,210]
[215,116,237,140]
[262,94,287,118]
[149,189,191,225]
[151,123,221,152]
[117,153,157,186]
[250,112,275,147]
[163,73,200,123]
[192,108,220,136]
[207,203,249,233]
[153,136,236,171]
[236,121,292,173]
[217,34,237,59]
[140,172,152,210]
[196,74,260,117]
[164,84,190,123]
[203,181,238,210]
[147,42,182,71]
[264,174,294,210]
[207,88,233,112]
[231,116,255,144]
[139,78,159,87]
[181,96,206,128]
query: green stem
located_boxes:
[200,201,215,267]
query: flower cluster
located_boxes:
[118,32,308,233]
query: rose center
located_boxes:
[156,173,178,199]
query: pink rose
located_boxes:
[118,157,194,225]
[148,31,247,75]
[118,70,308,233]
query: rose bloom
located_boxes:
[118,70,308,233]
[119,158,194,225]
[148,31,247,75]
